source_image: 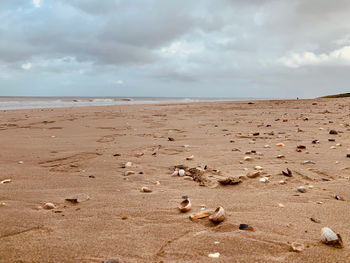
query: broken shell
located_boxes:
[290,242,304,252]
[140,186,152,193]
[276,143,285,147]
[208,252,220,258]
[244,156,252,161]
[43,202,55,210]
[276,154,285,159]
[209,206,226,224]
[0,179,12,184]
[189,210,211,220]
[65,193,90,203]
[125,161,132,167]
[178,169,185,177]
[259,177,269,183]
[254,166,263,170]
[171,170,179,176]
[124,170,136,176]
[264,144,271,148]
[321,227,343,248]
[186,155,194,160]
[178,198,192,213]
[278,203,285,208]
[279,180,286,184]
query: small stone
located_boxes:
[329,130,338,135]
[335,195,344,201]
[244,156,252,161]
[254,166,263,170]
[259,177,268,183]
[124,171,135,176]
[290,242,304,252]
[18,161,24,164]
[310,217,321,223]
[279,180,286,184]
[65,193,90,203]
[276,143,285,147]
[186,155,194,160]
[297,145,306,149]
[183,176,193,181]
[0,202,6,207]
[140,186,152,193]
[246,171,261,178]
[89,175,95,178]
[278,203,285,208]
[239,224,254,231]
[208,252,220,258]
[121,216,128,220]
[330,146,336,149]
[276,154,285,159]
[264,144,271,148]
[346,154,350,158]
[297,186,306,193]
[168,137,175,141]
[43,202,55,210]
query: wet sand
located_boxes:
[1,99,350,262]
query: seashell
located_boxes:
[278,203,285,208]
[208,252,220,258]
[335,195,344,201]
[18,161,24,164]
[183,144,190,148]
[171,170,179,176]
[0,179,11,184]
[65,193,90,203]
[321,227,343,248]
[276,143,285,147]
[183,176,193,181]
[125,162,132,167]
[297,145,306,149]
[330,146,336,149]
[124,170,135,176]
[302,160,315,165]
[244,156,252,161]
[209,206,226,224]
[297,186,306,193]
[43,202,55,210]
[279,180,286,184]
[0,202,6,207]
[140,186,152,193]
[336,143,342,147]
[186,155,194,160]
[178,198,192,212]
[168,137,175,141]
[178,169,185,177]
[189,210,211,220]
[290,242,304,252]
[264,144,271,148]
[254,166,263,170]
[259,177,268,183]
[248,140,255,144]
[276,154,285,158]
[282,168,292,177]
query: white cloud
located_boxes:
[160,41,203,57]
[116,80,123,85]
[279,46,350,68]
[33,0,40,8]
[21,62,32,70]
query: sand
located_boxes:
[1,98,350,262]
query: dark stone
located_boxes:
[329,130,338,135]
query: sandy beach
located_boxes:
[1,98,350,262]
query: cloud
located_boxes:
[279,46,350,68]
[21,62,32,70]
[33,0,40,8]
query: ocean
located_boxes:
[0,96,251,110]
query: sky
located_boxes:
[1,0,350,98]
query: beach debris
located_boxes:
[168,137,175,141]
[259,177,269,183]
[89,175,95,178]
[277,154,285,159]
[297,186,307,193]
[244,156,252,161]
[184,176,193,181]
[124,170,135,176]
[336,143,342,147]
[113,153,121,157]
[254,166,263,170]
[186,155,194,160]
[282,168,292,177]
[335,195,345,201]
[218,177,242,185]
[279,180,286,185]
[140,186,152,193]
[232,147,241,151]
[65,193,90,204]
[102,259,120,263]
[18,161,24,164]
[290,242,305,252]
[278,203,285,208]
[329,130,338,135]
[178,169,185,177]
[247,171,261,178]
[310,217,321,223]
[43,202,55,210]
[321,227,343,248]
[208,252,220,258]
[346,154,350,158]
[209,206,226,224]
[239,224,254,231]
[252,132,260,136]
[330,146,336,149]
[328,138,335,142]
[190,210,211,220]
[312,140,320,144]
[171,170,179,176]
[276,143,285,147]
[302,160,315,165]
[178,198,192,213]
[0,179,11,184]
[297,145,306,149]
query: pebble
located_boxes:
[18,161,24,164]
[254,166,263,170]
[178,169,185,176]
[279,180,286,184]
[208,252,220,258]
[278,203,285,208]
[259,177,268,183]
[244,156,252,161]
[329,130,338,135]
[125,162,132,167]
[140,186,152,193]
[183,176,193,181]
[276,154,285,159]
[186,155,194,160]
[239,224,254,231]
[330,146,337,149]
[276,143,285,147]
[43,202,55,210]
[297,186,307,193]
[264,144,271,148]
[0,202,6,207]
[247,171,261,178]
[124,171,135,176]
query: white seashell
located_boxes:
[254,166,263,170]
[186,155,194,160]
[297,186,306,193]
[125,162,132,167]
[291,242,304,252]
[244,156,252,161]
[183,144,190,148]
[336,143,342,146]
[264,144,271,148]
[248,140,255,144]
[276,154,285,158]
[0,179,11,184]
[330,146,336,149]
[140,186,152,193]
[183,176,193,181]
[178,169,185,177]
[209,206,226,224]
[178,198,192,212]
[124,170,135,176]
[278,203,285,208]
[259,177,268,183]
[171,170,179,176]
[18,161,24,164]
[279,180,286,184]
[43,202,55,210]
[0,202,6,207]
[321,227,343,248]
[208,252,220,258]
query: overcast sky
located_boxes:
[1,0,350,98]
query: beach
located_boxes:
[1,98,350,262]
